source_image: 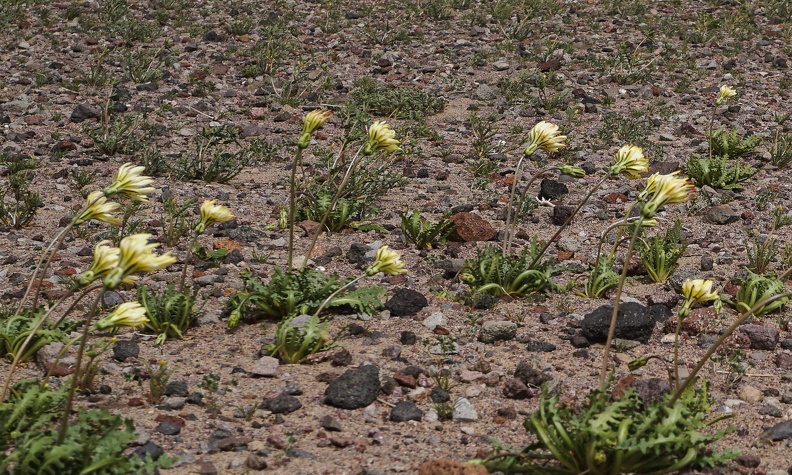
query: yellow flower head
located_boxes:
[298,109,332,149]
[103,163,156,202]
[609,144,648,179]
[366,245,407,276]
[195,199,234,234]
[103,234,176,289]
[75,191,122,226]
[363,120,400,155]
[76,240,120,286]
[524,121,567,156]
[639,171,696,218]
[95,301,149,331]
[715,85,737,106]
[560,165,586,178]
[680,278,719,317]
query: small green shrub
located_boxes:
[400,210,455,250]
[138,284,201,345]
[170,126,254,183]
[0,155,42,229]
[639,219,688,283]
[686,153,755,189]
[226,267,385,326]
[0,307,67,362]
[770,132,792,168]
[730,270,788,317]
[707,128,761,159]
[461,241,554,298]
[266,314,336,364]
[583,254,619,298]
[348,78,445,120]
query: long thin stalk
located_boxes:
[57,290,105,445]
[178,233,200,292]
[669,292,792,405]
[599,216,644,387]
[313,274,365,316]
[300,146,364,269]
[287,148,304,272]
[503,165,556,255]
[529,175,609,270]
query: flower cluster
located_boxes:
[366,246,407,276]
[102,234,176,289]
[638,171,696,218]
[298,109,332,149]
[609,144,648,179]
[363,120,400,155]
[195,199,234,234]
[523,121,567,156]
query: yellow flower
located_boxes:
[95,301,149,330]
[103,234,176,289]
[524,121,567,156]
[639,172,696,218]
[366,246,407,276]
[609,144,648,179]
[76,240,120,286]
[75,191,122,226]
[363,120,400,155]
[560,165,585,178]
[298,109,332,149]
[715,85,736,106]
[103,163,156,202]
[195,199,234,234]
[680,279,719,317]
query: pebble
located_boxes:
[452,397,478,421]
[250,356,279,377]
[738,385,762,403]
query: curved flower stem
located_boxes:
[57,289,105,445]
[0,284,101,402]
[707,104,717,162]
[673,315,684,391]
[287,148,305,272]
[300,146,364,269]
[599,216,644,387]
[313,273,366,317]
[179,233,200,293]
[528,174,610,270]
[669,291,792,406]
[503,164,561,255]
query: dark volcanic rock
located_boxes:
[259,394,302,414]
[390,401,423,422]
[581,302,670,343]
[385,288,428,317]
[112,339,139,362]
[538,179,568,200]
[324,365,380,409]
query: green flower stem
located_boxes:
[57,289,105,445]
[287,147,304,272]
[503,163,561,255]
[313,273,366,317]
[300,146,365,269]
[599,216,644,387]
[178,233,201,293]
[0,284,101,402]
[669,291,792,406]
[591,216,637,276]
[528,174,609,270]
[673,312,685,391]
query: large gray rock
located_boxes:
[324,365,380,409]
[478,321,517,343]
[763,419,792,441]
[739,324,779,350]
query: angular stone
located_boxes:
[448,212,496,242]
[478,320,517,343]
[538,180,568,200]
[324,365,380,409]
[36,342,75,376]
[514,360,552,387]
[582,302,670,344]
[112,339,139,362]
[259,394,302,414]
[384,288,428,317]
[502,378,532,399]
[452,398,478,422]
[250,356,279,377]
[763,419,792,441]
[706,204,740,224]
[739,324,779,350]
[551,205,575,226]
[390,401,423,422]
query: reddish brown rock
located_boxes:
[448,212,496,242]
[417,459,489,475]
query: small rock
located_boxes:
[36,342,75,376]
[165,381,189,397]
[452,398,478,422]
[502,378,532,399]
[320,415,343,432]
[259,394,302,414]
[384,288,428,317]
[514,360,552,387]
[538,180,568,200]
[582,302,669,344]
[526,340,556,352]
[431,388,450,403]
[633,378,669,406]
[324,365,381,409]
[759,397,784,417]
[763,419,792,440]
[194,461,218,475]
[738,385,763,403]
[448,212,496,242]
[417,459,489,475]
[134,442,165,462]
[113,339,139,362]
[390,401,423,422]
[551,205,575,226]
[250,356,279,377]
[474,83,498,101]
[70,103,101,122]
[164,397,187,410]
[478,320,517,343]
[706,204,740,225]
[246,454,268,471]
[400,331,417,345]
[736,454,761,468]
[422,312,446,330]
[156,421,182,436]
[739,324,779,350]
[492,60,510,71]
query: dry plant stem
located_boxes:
[0,284,101,401]
[287,147,304,271]
[503,164,559,254]
[300,146,365,269]
[15,224,73,316]
[673,316,683,391]
[528,174,609,270]
[599,216,644,387]
[707,105,717,162]
[178,234,200,292]
[57,290,105,445]
[669,291,792,405]
[313,274,365,316]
